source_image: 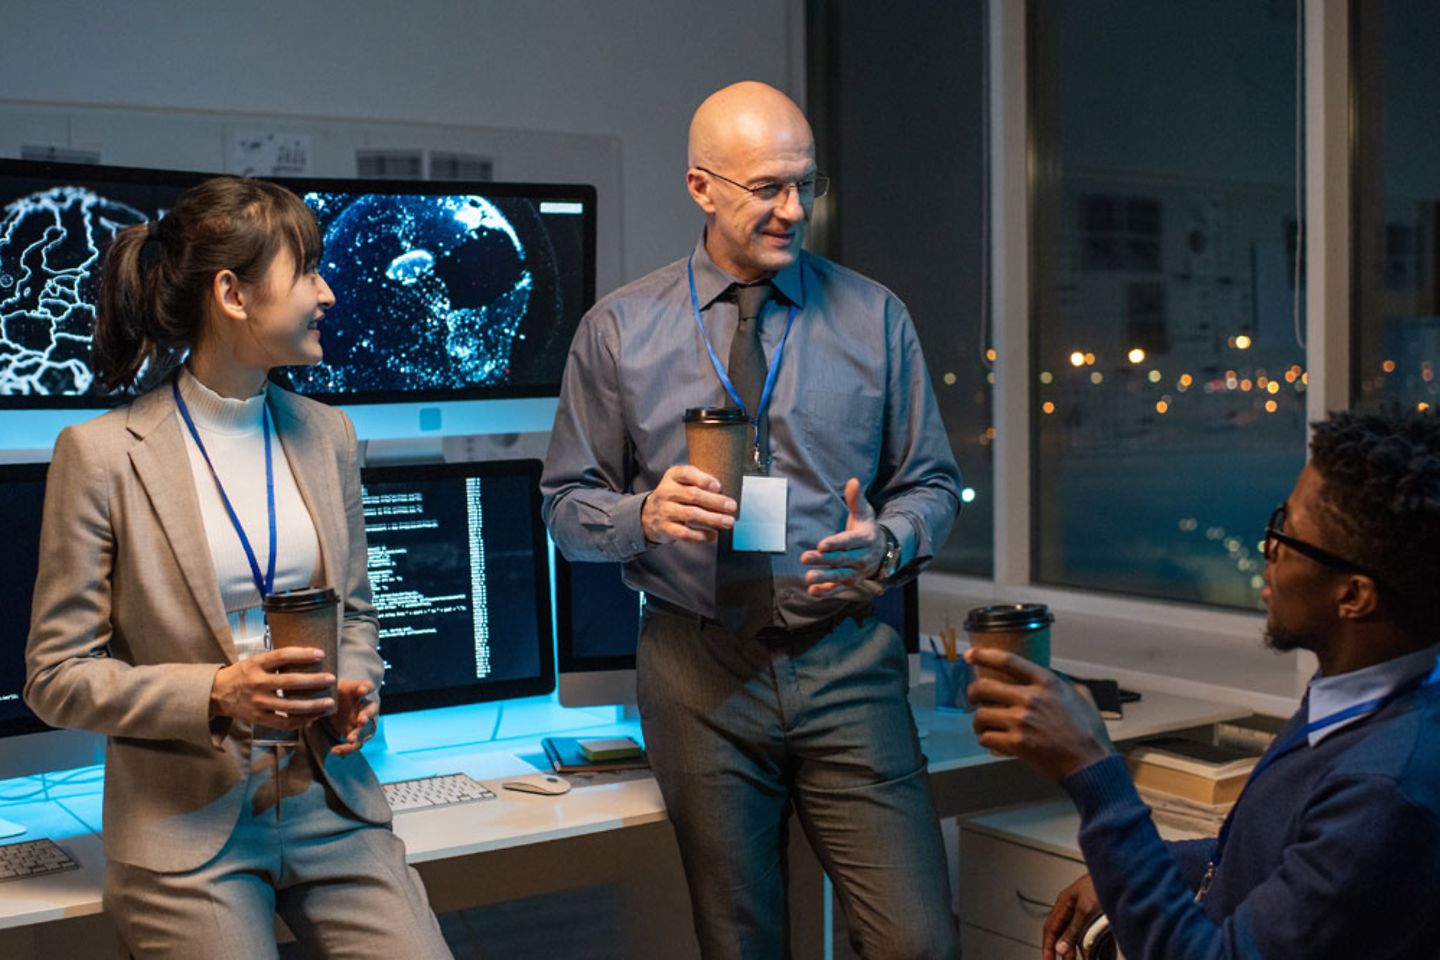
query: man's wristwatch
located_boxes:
[877,526,902,580]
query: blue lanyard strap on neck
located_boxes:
[687,253,800,462]
[171,378,277,599]
[1198,661,1440,899]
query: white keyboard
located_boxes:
[0,837,79,882]
[382,772,497,812]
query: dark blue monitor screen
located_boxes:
[0,463,53,736]
[273,176,595,404]
[556,558,920,673]
[560,561,646,667]
[360,458,555,712]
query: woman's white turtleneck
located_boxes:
[176,367,319,658]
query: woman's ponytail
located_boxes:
[92,177,319,396]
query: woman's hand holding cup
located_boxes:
[209,647,336,728]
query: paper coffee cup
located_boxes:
[684,406,750,499]
[263,586,340,718]
[963,603,1054,683]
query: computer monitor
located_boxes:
[0,159,597,447]
[359,458,555,713]
[0,159,205,407]
[272,176,596,406]
[555,558,921,707]
[0,159,206,451]
[0,456,556,782]
[0,462,105,781]
[270,175,595,443]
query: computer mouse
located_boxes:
[501,773,571,796]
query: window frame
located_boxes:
[914,0,1354,703]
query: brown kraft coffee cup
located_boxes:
[963,603,1054,683]
[684,406,750,500]
[263,586,340,718]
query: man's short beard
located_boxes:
[1265,622,1321,653]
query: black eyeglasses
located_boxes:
[696,166,831,203]
[1263,504,1382,583]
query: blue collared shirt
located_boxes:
[541,235,962,628]
[1306,642,1440,745]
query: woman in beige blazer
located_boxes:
[25,177,452,959]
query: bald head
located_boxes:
[685,82,817,282]
[688,82,814,170]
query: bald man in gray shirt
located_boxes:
[542,81,961,959]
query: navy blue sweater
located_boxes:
[1062,683,1440,958]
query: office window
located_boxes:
[1029,0,1305,607]
[809,0,991,575]
[1354,0,1440,412]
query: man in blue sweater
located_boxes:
[967,407,1440,959]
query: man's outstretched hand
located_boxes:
[799,478,886,598]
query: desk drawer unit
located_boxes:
[958,828,1087,948]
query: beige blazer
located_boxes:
[25,380,391,873]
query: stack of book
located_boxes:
[541,735,648,774]
[1125,736,1261,835]
[1214,715,1284,753]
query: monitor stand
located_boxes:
[0,819,25,840]
[359,716,433,784]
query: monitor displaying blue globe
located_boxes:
[278,180,593,402]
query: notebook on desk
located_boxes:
[1057,672,1139,720]
[542,736,649,774]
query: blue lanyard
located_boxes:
[687,253,800,462]
[171,378,277,599]
[1196,661,1440,900]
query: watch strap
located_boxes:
[878,525,902,580]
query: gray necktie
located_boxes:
[714,281,775,636]
[728,281,772,423]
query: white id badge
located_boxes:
[733,475,788,553]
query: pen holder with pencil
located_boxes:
[924,649,974,713]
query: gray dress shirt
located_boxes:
[541,235,962,629]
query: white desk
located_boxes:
[0,684,1250,959]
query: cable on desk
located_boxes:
[0,775,48,804]
[0,765,106,807]
[45,766,105,787]
[487,704,506,743]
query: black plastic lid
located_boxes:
[684,406,748,424]
[263,586,339,612]
[963,603,1054,632]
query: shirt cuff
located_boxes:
[872,515,919,582]
[882,516,919,570]
[611,492,650,559]
[1060,753,1136,821]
